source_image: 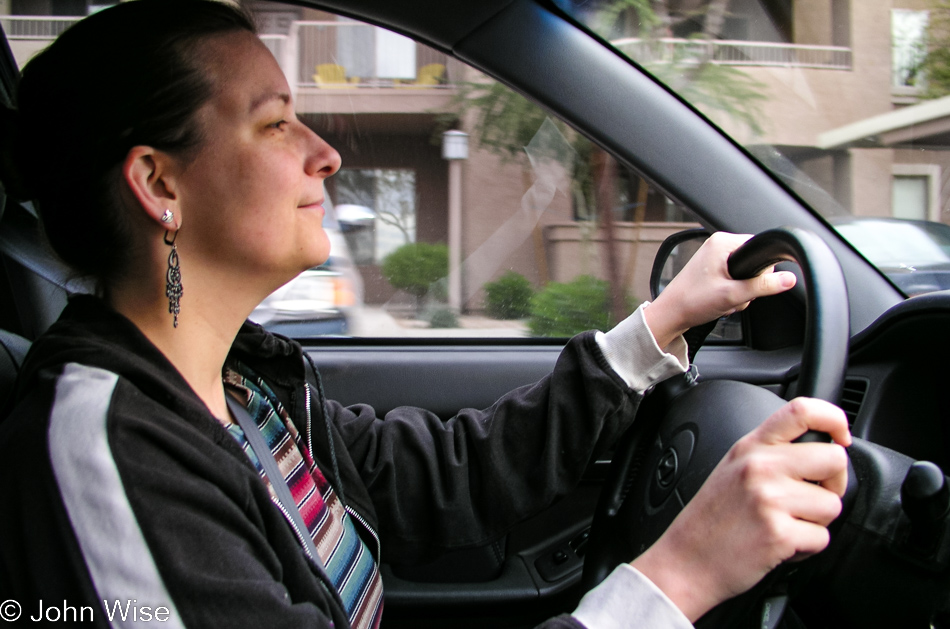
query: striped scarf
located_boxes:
[222,363,383,629]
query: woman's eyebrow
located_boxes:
[249,91,291,114]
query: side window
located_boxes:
[15,3,712,341]
[266,8,708,339]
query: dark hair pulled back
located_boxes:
[10,0,255,285]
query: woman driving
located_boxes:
[0,1,850,628]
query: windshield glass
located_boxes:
[833,219,950,266]
[560,0,950,297]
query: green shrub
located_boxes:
[381,242,448,311]
[528,275,613,337]
[428,276,449,303]
[428,307,459,328]
[484,271,534,319]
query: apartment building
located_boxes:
[729,0,950,224]
[4,0,947,309]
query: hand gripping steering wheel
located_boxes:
[581,227,850,627]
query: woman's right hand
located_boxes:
[630,397,851,622]
[644,232,797,350]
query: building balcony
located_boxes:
[1,15,79,39]
[271,22,457,88]
[2,16,81,70]
[611,37,852,71]
[3,16,459,115]
[3,16,852,117]
[264,21,460,114]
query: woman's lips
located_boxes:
[299,200,325,215]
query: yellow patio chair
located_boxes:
[394,63,446,89]
[416,63,445,85]
[313,64,359,88]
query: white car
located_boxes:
[250,199,363,337]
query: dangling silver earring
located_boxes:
[164,230,183,328]
[160,209,174,224]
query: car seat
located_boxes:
[0,328,28,416]
[0,197,86,418]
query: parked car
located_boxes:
[831,216,950,296]
[0,1,946,628]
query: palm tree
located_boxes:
[443,0,766,323]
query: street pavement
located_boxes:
[350,307,529,338]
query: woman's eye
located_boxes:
[268,120,288,130]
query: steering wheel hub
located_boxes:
[650,428,693,506]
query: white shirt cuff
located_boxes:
[572,564,693,629]
[594,302,688,394]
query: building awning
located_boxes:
[817,95,950,150]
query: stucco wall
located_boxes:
[459,146,575,309]
[721,2,893,148]
[544,222,703,304]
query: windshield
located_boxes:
[560,0,950,297]
[833,219,950,266]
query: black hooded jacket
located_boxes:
[0,295,642,628]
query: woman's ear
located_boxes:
[122,145,182,230]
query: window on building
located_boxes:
[892,9,928,89]
[335,169,417,265]
[893,175,929,220]
[331,20,417,84]
[590,168,692,223]
[892,165,940,221]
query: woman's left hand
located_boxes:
[644,232,797,349]
[632,397,851,622]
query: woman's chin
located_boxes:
[307,235,332,269]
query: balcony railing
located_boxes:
[2,16,454,90]
[1,16,80,39]
[611,38,852,70]
[290,21,453,88]
[2,16,847,84]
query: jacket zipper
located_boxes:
[304,381,314,466]
[345,504,381,561]
[304,383,382,561]
[272,496,314,561]
[273,491,348,615]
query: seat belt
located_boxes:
[224,394,348,613]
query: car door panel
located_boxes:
[310,344,561,419]
[305,333,802,625]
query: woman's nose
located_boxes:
[304,127,341,178]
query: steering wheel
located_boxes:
[581,227,850,627]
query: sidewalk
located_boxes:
[350,307,529,338]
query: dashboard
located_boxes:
[846,291,950,471]
[692,289,950,472]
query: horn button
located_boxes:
[649,428,696,508]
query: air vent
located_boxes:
[839,377,869,427]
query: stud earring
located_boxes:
[164,230,183,328]
[160,209,174,224]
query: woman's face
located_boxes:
[173,30,341,293]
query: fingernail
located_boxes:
[780,272,796,288]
